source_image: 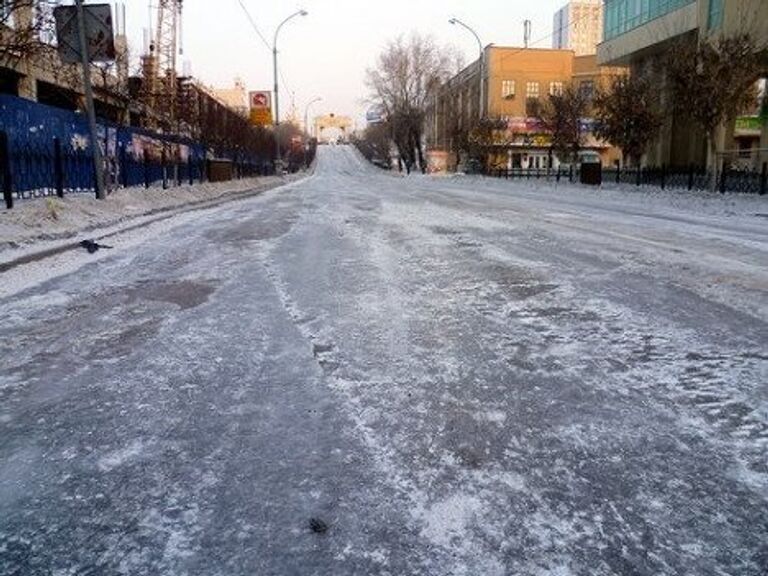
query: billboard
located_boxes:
[249,91,272,126]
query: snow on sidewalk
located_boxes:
[0,174,304,253]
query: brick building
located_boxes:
[425,46,623,172]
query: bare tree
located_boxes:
[666,33,762,190]
[0,0,55,70]
[466,117,506,172]
[366,33,455,173]
[594,73,663,167]
[356,120,393,168]
[532,84,589,165]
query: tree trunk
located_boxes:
[708,132,718,195]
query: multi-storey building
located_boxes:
[553,0,604,56]
[597,0,768,169]
[209,78,249,118]
[425,46,623,172]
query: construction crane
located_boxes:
[142,0,183,130]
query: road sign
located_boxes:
[54,4,115,64]
[250,108,273,126]
[249,91,272,110]
[366,105,384,124]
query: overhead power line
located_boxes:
[234,0,295,98]
[235,0,271,51]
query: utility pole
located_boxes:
[75,0,106,199]
[273,9,308,174]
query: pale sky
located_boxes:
[121,0,570,126]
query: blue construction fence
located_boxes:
[0,94,273,209]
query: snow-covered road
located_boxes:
[1,145,766,575]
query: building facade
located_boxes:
[425,46,623,172]
[597,0,768,169]
[208,78,249,117]
[553,0,604,56]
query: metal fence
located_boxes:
[0,95,275,209]
[484,163,768,195]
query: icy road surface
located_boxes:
[1,145,767,575]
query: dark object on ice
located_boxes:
[309,517,329,534]
[79,239,113,254]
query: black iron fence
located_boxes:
[0,132,279,210]
[484,162,768,195]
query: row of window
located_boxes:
[500,80,594,99]
[604,0,696,40]
[501,80,566,99]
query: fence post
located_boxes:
[719,160,727,194]
[0,130,12,209]
[188,155,194,185]
[119,144,127,188]
[569,165,574,183]
[53,137,65,198]
[162,149,168,190]
[687,163,694,191]
[143,150,150,189]
[760,162,767,196]
[660,164,666,191]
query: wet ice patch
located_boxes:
[479,409,507,425]
[97,439,144,472]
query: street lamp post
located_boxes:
[273,9,308,173]
[303,97,322,168]
[304,97,322,140]
[449,17,485,120]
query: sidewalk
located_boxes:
[0,172,310,273]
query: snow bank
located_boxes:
[0,174,306,252]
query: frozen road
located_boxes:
[1,145,767,575]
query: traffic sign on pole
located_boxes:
[54,4,116,64]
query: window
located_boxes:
[579,80,595,101]
[708,0,724,29]
[603,0,696,41]
[525,98,539,117]
[1,0,14,27]
[526,82,540,99]
[550,82,564,96]
[501,80,516,99]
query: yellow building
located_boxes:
[425,46,623,172]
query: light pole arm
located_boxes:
[452,19,482,55]
[274,9,308,51]
[449,17,485,119]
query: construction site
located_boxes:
[0,1,304,203]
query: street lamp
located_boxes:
[304,96,322,140]
[303,96,322,168]
[449,17,485,120]
[273,9,308,172]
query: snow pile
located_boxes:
[0,174,306,252]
